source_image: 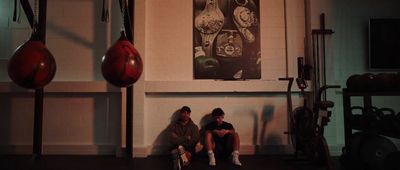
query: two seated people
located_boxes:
[169,106,242,170]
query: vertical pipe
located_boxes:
[32,0,47,159]
[119,0,135,159]
[126,86,133,158]
[303,0,310,70]
[312,34,317,101]
[127,0,135,159]
[283,0,289,77]
[315,33,320,101]
[320,14,327,101]
[38,0,47,43]
[33,89,43,158]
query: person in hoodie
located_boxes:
[169,106,200,170]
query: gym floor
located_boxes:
[0,155,345,170]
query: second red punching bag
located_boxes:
[8,33,57,89]
[101,31,143,87]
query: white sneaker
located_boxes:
[208,151,216,166]
[178,145,189,166]
[232,151,242,166]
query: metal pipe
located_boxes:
[283,0,289,77]
[32,0,47,159]
[320,14,327,101]
[119,0,135,159]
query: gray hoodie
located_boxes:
[168,119,200,149]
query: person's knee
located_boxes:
[205,132,214,142]
[223,133,234,141]
[205,131,212,137]
[234,132,240,139]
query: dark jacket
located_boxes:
[168,119,200,149]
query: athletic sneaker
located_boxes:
[208,151,216,166]
[178,145,189,166]
[231,151,242,166]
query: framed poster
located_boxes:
[193,0,260,80]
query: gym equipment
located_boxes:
[311,13,334,101]
[346,73,399,91]
[342,91,400,169]
[384,151,400,170]
[280,13,340,169]
[359,73,378,91]
[100,0,139,158]
[280,76,340,169]
[279,77,296,149]
[8,0,54,158]
[101,31,143,87]
[346,74,361,90]
[8,32,56,89]
[339,132,364,170]
[341,132,398,170]
[377,108,397,133]
[359,134,398,170]
[375,73,397,90]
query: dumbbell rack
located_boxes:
[342,88,400,150]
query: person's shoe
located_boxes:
[208,151,216,166]
[173,158,181,170]
[171,149,181,170]
[178,145,189,166]
[231,151,242,166]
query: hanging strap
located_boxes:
[101,0,109,22]
[119,0,133,42]
[13,0,17,21]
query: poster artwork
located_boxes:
[193,0,260,80]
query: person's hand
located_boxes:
[224,129,233,135]
[217,130,225,137]
[220,129,227,136]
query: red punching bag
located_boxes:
[8,33,57,89]
[101,31,143,87]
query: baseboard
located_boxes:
[0,144,117,155]
[146,144,295,155]
[0,144,344,157]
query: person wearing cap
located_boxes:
[168,106,200,170]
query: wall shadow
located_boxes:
[199,113,213,146]
[151,109,181,154]
[255,105,277,154]
[260,105,274,145]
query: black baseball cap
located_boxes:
[180,106,191,113]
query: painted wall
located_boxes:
[0,0,124,155]
[0,0,315,156]
[133,0,306,155]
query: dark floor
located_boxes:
[0,155,346,170]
